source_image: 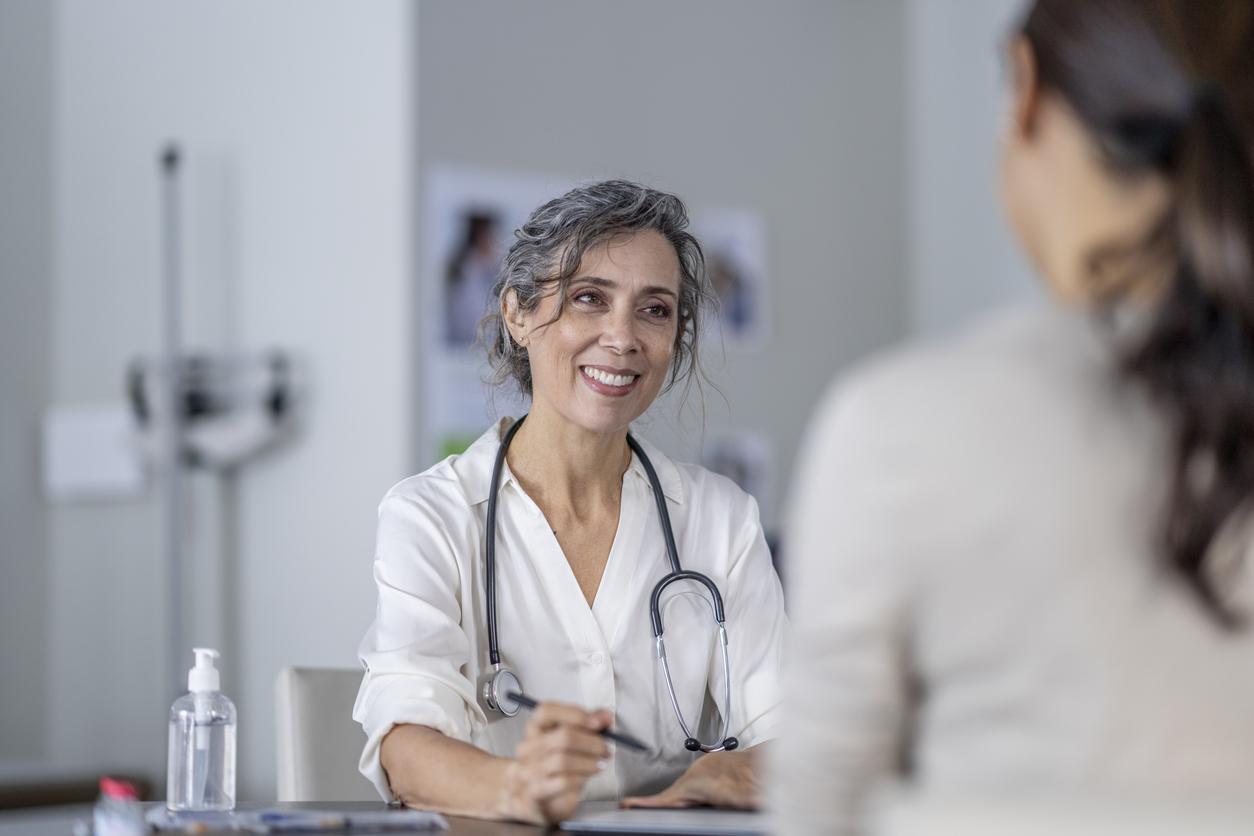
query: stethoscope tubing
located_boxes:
[485,414,526,667]
[626,433,682,576]
[483,415,737,753]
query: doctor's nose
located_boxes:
[600,308,642,354]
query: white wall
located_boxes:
[0,0,53,762]
[908,0,1039,335]
[417,0,910,529]
[8,0,1040,801]
[47,0,413,799]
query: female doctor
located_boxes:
[353,181,786,824]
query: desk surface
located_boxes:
[0,802,549,836]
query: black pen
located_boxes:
[505,691,651,753]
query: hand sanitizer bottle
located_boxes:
[167,648,236,811]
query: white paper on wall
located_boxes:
[42,402,146,501]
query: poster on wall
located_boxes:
[691,208,770,351]
[701,429,775,530]
[420,167,773,469]
[421,165,574,463]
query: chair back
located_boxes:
[275,667,378,802]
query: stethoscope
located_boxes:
[480,415,739,754]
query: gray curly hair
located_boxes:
[480,180,712,398]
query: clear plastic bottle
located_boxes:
[167,648,236,811]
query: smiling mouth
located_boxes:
[580,365,640,392]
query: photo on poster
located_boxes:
[424,166,571,356]
[421,166,573,461]
[442,210,503,349]
[691,209,769,351]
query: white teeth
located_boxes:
[583,367,637,387]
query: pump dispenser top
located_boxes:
[188,648,220,693]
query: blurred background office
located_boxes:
[0,0,1034,805]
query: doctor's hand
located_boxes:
[500,702,613,825]
[620,747,764,811]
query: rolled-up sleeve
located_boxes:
[353,489,484,801]
[715,489,788,748]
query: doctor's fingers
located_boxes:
[516,726,610,764]
[529,770,598,808]
[525,702,613,734]
[512,752,599,815]
[533,787,584,825]
[536,745,609,778]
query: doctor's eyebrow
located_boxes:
[572,275,678,298]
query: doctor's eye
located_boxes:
[572,289,605,307]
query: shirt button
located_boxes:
[588,652,605,666]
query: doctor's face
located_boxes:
[511,229,681,436]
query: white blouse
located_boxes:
[353,419,787,802]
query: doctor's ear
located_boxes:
[502,290,530,349]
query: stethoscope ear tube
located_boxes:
[657,620,738,753]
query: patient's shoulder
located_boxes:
[833,306,1109,424]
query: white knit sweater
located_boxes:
[771,306,1254,834]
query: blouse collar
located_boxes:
[452,416,686,507]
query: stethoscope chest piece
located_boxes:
[481,665,522,717]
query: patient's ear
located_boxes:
[502,290,529,348]
[1008,35,1042,142]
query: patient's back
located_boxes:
[776,307,1254,836]
[894,308,1254,792]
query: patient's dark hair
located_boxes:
[1022,0,1254,627]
